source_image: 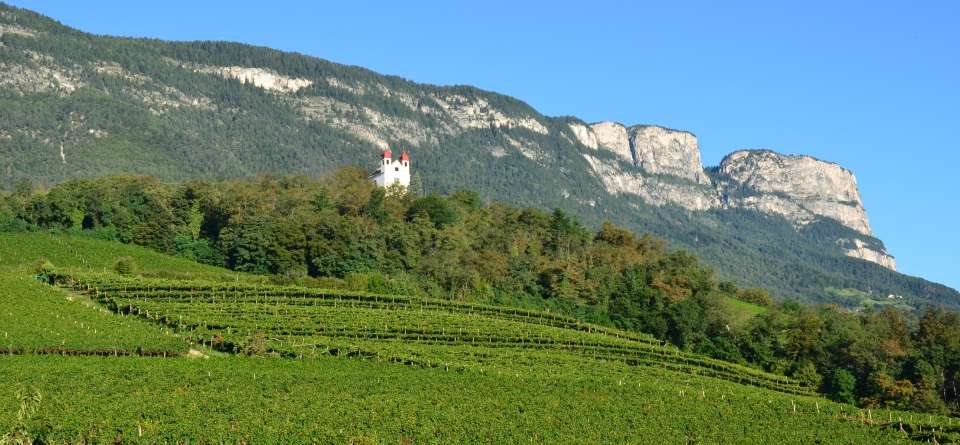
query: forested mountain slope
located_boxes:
[0,3,955,307]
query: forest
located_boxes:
[2,171,960,415]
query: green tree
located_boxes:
[825,368,857,404]
[407,195,459,228]
[407,172,424,197]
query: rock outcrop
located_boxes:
[715,150,894,269]
[571,121,711,185]
[193,65,313,93]
[589,121,633,163]
[573,122,896,270]
[574,121,718,212]
[718,150,871,235]
[582,154,719,211]
[630,125,711,185]
[842,238,897,270]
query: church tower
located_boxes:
[370,148,411,190]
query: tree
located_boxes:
[825,368,857,404]
[608,265,669,338]
[406,195,459,228]
[408,172,424,197]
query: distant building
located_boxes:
[370,148,411,189]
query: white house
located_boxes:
[370,148,411,189]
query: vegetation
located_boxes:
[2,172,960,415]
[4,356,953,444]
[3,4,960,440]
[1,2,955,310]
[1,222,959,443]
[112,256,137,276]
[57,271,811,395]
[0,266,186,356]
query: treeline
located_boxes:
[2,172,960,414]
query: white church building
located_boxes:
[370,148,411,189]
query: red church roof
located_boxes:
[400,150,410,161]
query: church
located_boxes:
[370,148,411,189]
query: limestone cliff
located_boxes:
[571,121,718,212]
[718,150,871,235]
[571,121,711,185]
[715,150,895,270]
[570,119,896,270]
[581,154,719,211]
[629,125,711,185]
[589,121,633,163]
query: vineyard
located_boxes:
[6,354,956,444]
[2,233,959,443]
[56,271,813,396]
[0,268,186,357]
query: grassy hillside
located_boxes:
[3,356,946,444]
[0,232,240,356]
[0,269,185,355]
[57,271,808,394]
[0,232,237,274]
[0,3,956,308]
[1,232,959,443]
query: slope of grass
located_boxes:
[0,232,255,355]
[2,232,957,443]
[1,355,949,444]
[0,267,186,355]
[0,232,242,279]
[59,272,811,394]
[724,297,767,328]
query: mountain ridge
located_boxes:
[0,2,955,306]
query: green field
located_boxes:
[0,269,186,355]
[1,233,956,443]
[56,271,811,395]
[3,355,946,444]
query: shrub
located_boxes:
[0,215,30,233]
[738,288,774,307]
[113,256,139,276]
[33,258,56,276]
[825,368,857,405]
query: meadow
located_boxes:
[1,232,957,443]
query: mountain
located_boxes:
[0,3,955,307]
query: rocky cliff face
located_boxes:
[581,154,719,211]
[571,121,718,212]
[718,150,872,235]
[843,238,897,270]
[571,121,711,185]
[714,150,895,270]
[630,125,711,185]
[589,121,633,163]
[570,120,896,270]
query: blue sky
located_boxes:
[9,1,959,290]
